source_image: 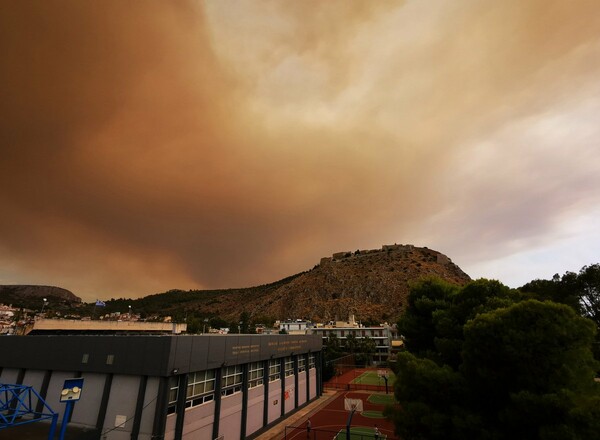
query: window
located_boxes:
[285,357,294,377]
[106,354,114,365]
[221,365,243,397]
[186,370,215,408]
[167,376,179,415]
[248,362,264,388]
[309,354,315,369]
[269,359,281,382]
[298,356,306,373]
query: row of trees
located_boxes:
[387,265,600,439]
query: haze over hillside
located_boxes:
[1,244,470,323]
[116,244,470,323]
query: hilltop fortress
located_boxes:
[320,243,451,266]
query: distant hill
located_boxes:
[1,245,471,323]
[0,285,81,310]
[250,244,470,322]
[124,244,471,323]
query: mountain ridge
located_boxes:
[154,244,471,322]
[1,244,471,323]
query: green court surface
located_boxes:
[351,370,396,387]
[333,426,387,440]
[361,410,385,419]
[367,394,395,405]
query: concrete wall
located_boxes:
[165,413,176,440]
[182,401,215,439]
[267,379,282,424]
[284,376,295,414]
[139,378,160,440]
[246,386,264,436]
[218,392,243,440]
[71,372,104,427]
[297,371,307,407]
[21,369,45,395]
[102,375,141,440]
[309,369,317,398]
[29,319,186,334]
[0,367,20,383]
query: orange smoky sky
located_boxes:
[1,0,600,301]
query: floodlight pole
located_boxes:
[346,407,356,440]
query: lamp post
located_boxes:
[41,298,48,315]
[128,305,132,319]
[203,318,209,334]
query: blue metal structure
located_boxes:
[0,383,58,440]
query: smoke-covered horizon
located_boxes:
[2,1,600,301]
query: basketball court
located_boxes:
[350,370,395,387]
[283,389,398,440]
[325,366,395,393]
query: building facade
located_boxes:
[277,320,313,335]
[0,334,323,439]
[311,320,394,364]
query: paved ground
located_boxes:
[0,421,94,439]
[255,389,339,440]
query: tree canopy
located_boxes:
[521,264,600,359]
[389,277,600,440]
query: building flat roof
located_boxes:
[0,334,323,377]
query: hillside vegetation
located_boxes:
[99,244,470,323]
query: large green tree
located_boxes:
[390,278,600,440]
[521,264,600,360]
[461,300,599,439]
[397,278,457,357]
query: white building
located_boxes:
[311,315,395,365]
[277,319,313,335]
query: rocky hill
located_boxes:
[136,244,471,323]
[0,245,471,323]
[0,285,81,310]
[249,244,470,322]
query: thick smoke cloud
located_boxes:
[1,0,600,300]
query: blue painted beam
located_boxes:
[0,383,57,439]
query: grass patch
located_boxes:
[351,370,396,387]
[367,394,395,405]
[333,426,387,440]
[361,410,385,419]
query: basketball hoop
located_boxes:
[344,398,363,440]
[344,398,363,412]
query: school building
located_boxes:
[0,334,323,439]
